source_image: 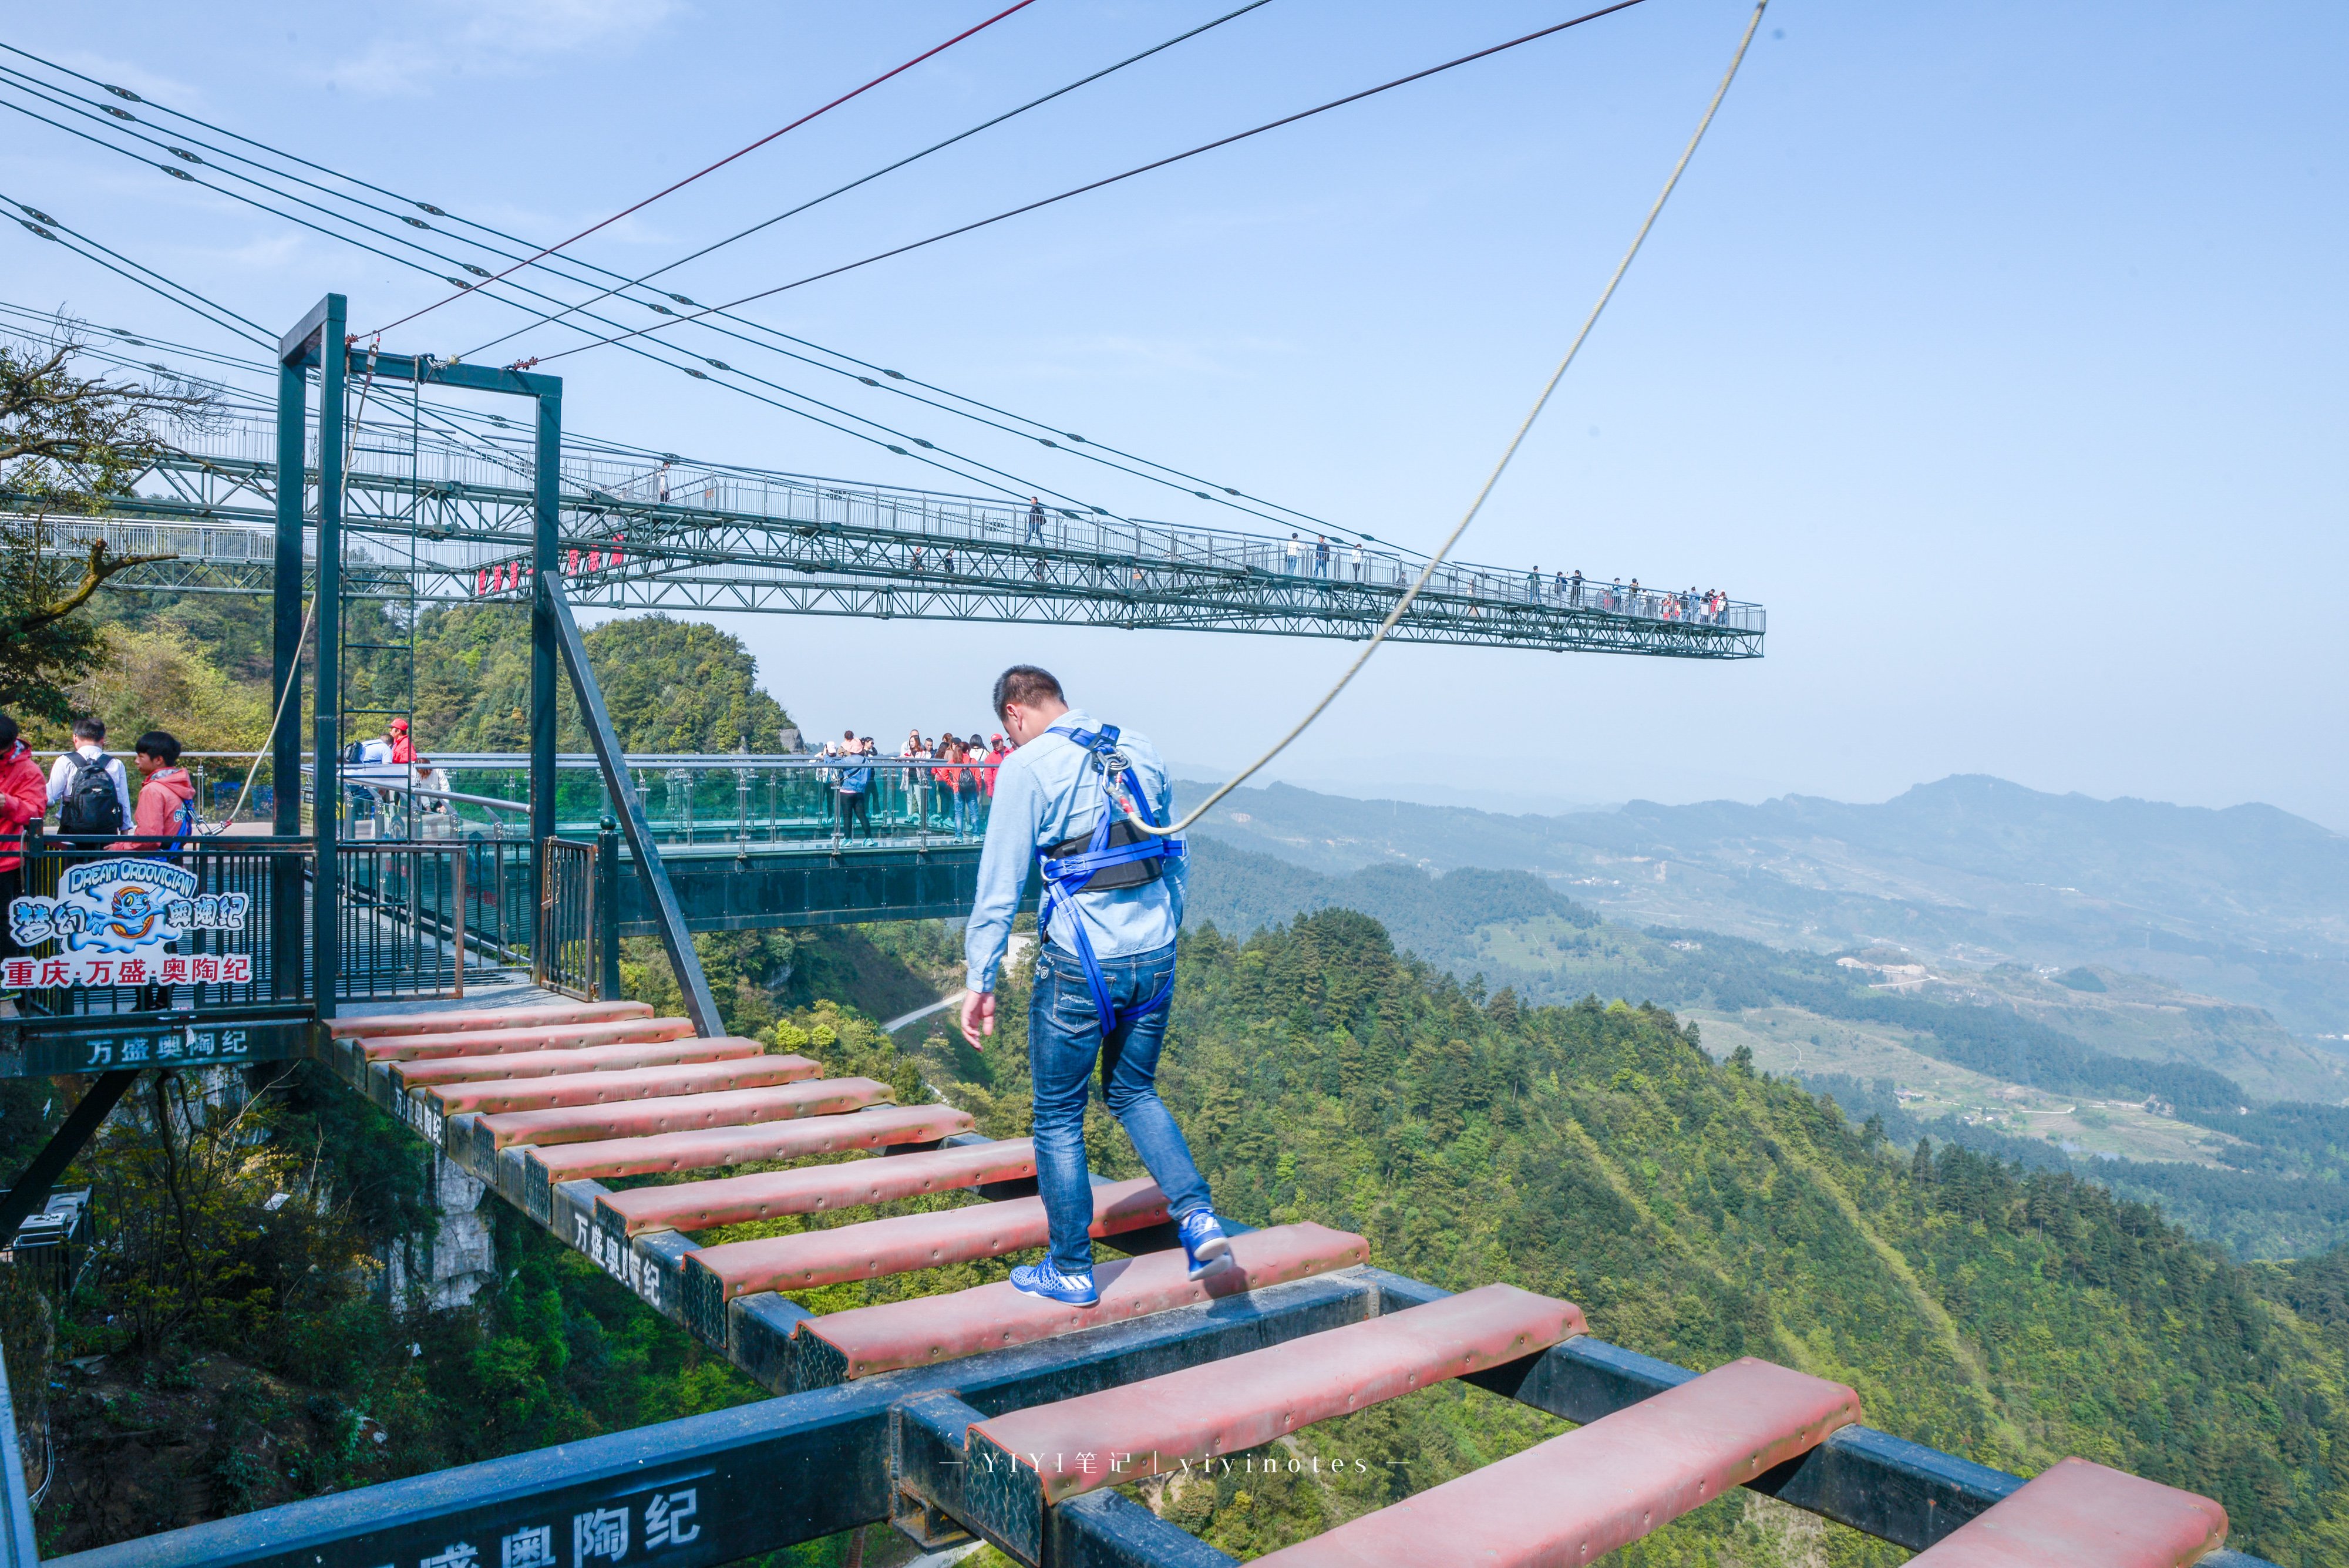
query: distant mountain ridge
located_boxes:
[1173,773,2349,1034]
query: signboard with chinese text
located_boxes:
[11,1017,312,1076]
[6,857,251,989]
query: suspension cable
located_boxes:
[0,43,1405,549]
[366,0,1042,338]
[1128,0,1768,839]
[462,0,1280,360]
[530,0,1651,366]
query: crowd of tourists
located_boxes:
[1529,572,1737,623]
[816,729,1009,840]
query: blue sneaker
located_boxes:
[1010,1259,1099,1307]
[1179,1210,1231,1280]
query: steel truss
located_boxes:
[6,438,1765,658]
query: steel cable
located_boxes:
[0,39,1410,548]
[366,0,1043,338]
[530,0,1652,366]
[1126,0,1769,839]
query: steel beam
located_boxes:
[539,571,722,1037]
[43,1269,1379,1568]
[298,296,346,1021]
[0,1328,38,1568]
[0,1070,139,1241]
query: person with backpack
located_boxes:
[115,731,195,853]
[48,718,130,839]
[0,714,49,974]
[960,665,1227,1306]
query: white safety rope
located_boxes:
[1129,0,1769,838]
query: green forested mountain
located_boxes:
[913,912,2349,1564]
[409,607,793,753]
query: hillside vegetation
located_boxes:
[907,911,2349,1565]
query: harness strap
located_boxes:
[1034,722,1185,1037]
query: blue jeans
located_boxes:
[1028,939,1211,1271]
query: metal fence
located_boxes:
[336,843,483,1002]
[536,838,598,1001]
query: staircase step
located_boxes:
[527,1103,976,1195]
[971,1283,1583,1507]
[597,1136,1036,1239]
[328,1000,655,1038]
[1247,1357,1862,1568]
[1906,1456,2227,1566]
[389,1037,763,1092]
[789,1221,1371,1388]
[679,1176,1169,1341]
[472,1076,893,1153]
[427,1055,823,1116]
[359,1017,695,1063]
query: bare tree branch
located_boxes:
[4,540,179,638]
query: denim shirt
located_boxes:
[964,707,1184,992]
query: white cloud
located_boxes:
[322,0,682,98]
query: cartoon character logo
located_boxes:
[103,886,162,944]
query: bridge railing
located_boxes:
[5,834,527,1027]
[322,756,1005,850]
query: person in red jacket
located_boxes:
[388,716,416,765]
[0,713,51,971]
[114,731,196,853]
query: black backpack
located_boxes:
[57,753,120,837]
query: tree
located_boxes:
[0,326,200,720]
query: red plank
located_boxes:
[1905,1457,2227,1567]
[329,999,655,1038]
[391,1036,762,1091]
[973,1284,1583,1505]
[361,1017,695,1063]
[427,1054,823,1116]
[534,1103,975,1182]
[473,1076,893,1150]
[1250,1358,1861,1568]
[598,1136,1036,1236]
[687,1176,1167,1301]
[799,1222,1371,1381]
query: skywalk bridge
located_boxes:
[35,410,1765,657]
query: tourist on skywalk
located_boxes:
[48,717,131,838]
[0,714,49,977]
[412,758,452,816]
[836,732,873,839]
[961,664,1227,1307]
[1314,536,1331,578]
[985,734,1010,793]
[1351,542,1365,581]
[902,729,931,826]
[388,716,415,765]
[1285,533,1303,573]
[1027,497,1046,545]
[959,735,989,835]
[1528,566,1543,604]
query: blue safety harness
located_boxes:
[1034,723,1186,1037]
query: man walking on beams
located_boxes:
[960,664,1229,1305]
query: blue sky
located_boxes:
[4,2,2344,825]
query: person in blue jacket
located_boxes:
[960,664,1229,1305]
